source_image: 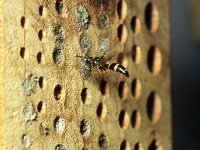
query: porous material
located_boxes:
[0,0,172,149]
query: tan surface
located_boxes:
[0,0,172,149]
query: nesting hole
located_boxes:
[20,47,29,60]
[118,24,128,44]
[118,81,128,101]
[38,30,45,42]
[145,2,159,32]
[20,16,26,28]
[99,133,109,149]
[97,102,107,120]
[134,142,144,150]
[147,46,162,75]
[147,92,162,124]
[117,52,128,68]
[100,80,110,96]
[131,79,142,100]
[132,45,142,64]
[54,116,65,134]
[55,144,65,150]
[37,52,45,64]
[37,101,45,113]
[148,139,163,150]
[39,5,47,17]
[81,88,87,104]
[55,0,63,15]
[131,16,141,34]
[54,84,65,101]
[119,110,130,130]
[117,0,127,20]
[131,110,142,129]
[120,140,131,150]
[80,119,90,138]
[39,76,46,90]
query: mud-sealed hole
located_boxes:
[119,110,130,130]
[99,133,109,149]
[54,116,65,134]
[80,119,90,138]
[54,84,65,101]
[53,47,63,65]
[55,0,63,15]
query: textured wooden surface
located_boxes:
[0,0,172,149]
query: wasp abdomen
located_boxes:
[106,63,129,77]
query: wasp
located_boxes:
[77,54,129,79]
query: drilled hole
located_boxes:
[120,140,131,150]
[119,110,130,130]
[117,52,128,68]
[118,81,128,101]
[20,47,29,60]
[147,92,162,124]
[118,24,128,44]
[39,5,47,17]
[99,133,109,149]
[38,30,45,42]
[131,16,141,34]
[145,2,159,32]
[39,76,46,90]
[132,45,142,64]
[131,110,142,129]
[97,102,107,120]
[117,0,127,20]
[80,119,90,138]
[134,142,144,150]
[81,88,87,104]
[100,80,110,96]
[37,101,45,113]
[148,139,163,150]
[21,16,26,28]
[37,52,45,64]
[54,84,65,101]
[131,79,142,99]
[147,46,162,75]
[54,116,65,134]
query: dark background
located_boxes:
[171,0,200,149]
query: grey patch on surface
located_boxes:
[23,103,37,123]
[53,47,62,65]
[79,33,91,53]
[75,5,90,31]
[99,36,109,52]
[55,0,63,15]
[98,12,109,29]
[99,133,108,150]
[79,57,93,79]
[96,0,107,4]
[54,116,65,134]
[39,123,49,136]
[54,24,64,46]
[22,74,38,96]
[22,134,32,148]
[55,144,65,150]
[80,119,90,138]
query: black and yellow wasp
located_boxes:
[77,54,129,79]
